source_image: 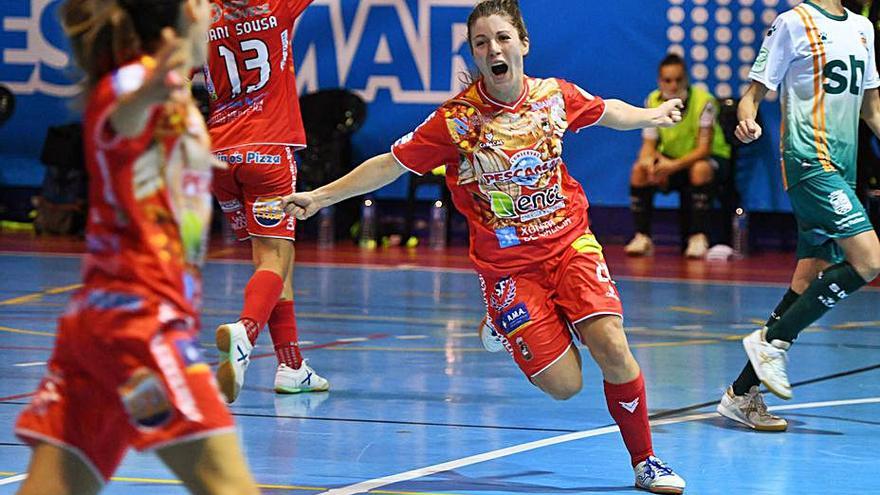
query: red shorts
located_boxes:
[478,232,623,378]
[15,289,234,482]
[212,144,298,241]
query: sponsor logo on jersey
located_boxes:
[245,151,282,164]
[495,226,521,248]
[85,290,143,312]
[490,276,517,311]
[489,184,566,222]
[253,196,285,228]
[482,150,560,186]
[499,303,531,335]
[829,189,854,215]
[515,336,533,361]
[118,367,174,429]
[860,31,869,50]
[219,198,243,212]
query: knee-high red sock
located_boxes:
[240,270,284,345]
[269,300,302,369]
[603,373,654,466]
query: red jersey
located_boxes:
[204,0,312,151]
[391,77,606,274]
[82,58,214,318]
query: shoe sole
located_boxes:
[215,325,240,404]
[742,336,793,400]
[716,404,788,432]
[274,384,331,394]
[635,483,684,494]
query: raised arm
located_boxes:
[734,81,769,144]
[111,29,188,138]
[598,98,683,131]
[283,152,408,220]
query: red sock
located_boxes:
[604,373,654,466]
[240,270,284,345]
[269,299,302,369]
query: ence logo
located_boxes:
[252,196,285,227]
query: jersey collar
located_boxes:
[477,77,530,112]
[803,1,848,21]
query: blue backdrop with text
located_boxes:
[0,0,792,211]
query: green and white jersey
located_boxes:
[750,1,880,189]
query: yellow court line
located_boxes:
[109,475,459,494]
[668,306,714,316]
[0,471,15,476]
[0,283,81,306]
[0,325,55,337]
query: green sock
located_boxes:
[731,288,800,396]
[766,262,868,343]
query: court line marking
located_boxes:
[0,326,55,337]
[7,251,878,291]
[0,473,27,486]
[318,396,880,495]
[0,283,81,306]
[12,362,45,367]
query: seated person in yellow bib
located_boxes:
[625,54,731,258]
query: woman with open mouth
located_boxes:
[282,1,686,492]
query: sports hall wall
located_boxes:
[0,0,793,211]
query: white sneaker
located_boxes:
[634,456,686,494]
[624,233,654,256]
[684,233,709,259]
[274,361,330,394]
[478,316,504,353]
[717,386,788,431]
[742,328,792,400]
[215,322,253,403]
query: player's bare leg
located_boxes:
[576,315,685,494]
[158,433,260,495]
[16,442,102,495]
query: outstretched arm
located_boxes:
[734,81,769,144]
[598,98,683,131]
[861,88,880,139]
[282,152,408,220]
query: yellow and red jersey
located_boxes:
[391,76,606,275]
[204,0,313,152]
[82,57,214,320]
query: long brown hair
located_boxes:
[61,0,186,90]
[466,0,529,51]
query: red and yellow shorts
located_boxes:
[478,232,624,378]
[212,144,298,241]
[15,289,234,482]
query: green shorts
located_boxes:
[787,172,873,262]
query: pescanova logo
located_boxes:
[482,150,560,187]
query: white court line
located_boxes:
[319,396,880,495]
[13,362,46,367]
[336,337,368,343]
[0,474,27,486]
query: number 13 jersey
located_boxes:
[204,0,312,152]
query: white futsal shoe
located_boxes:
[624,233,654,256]
[274,361,330,394]
[684,233,709,259]
[742,328,792,399]
[634,455,686,494]
[478,316,505,353]
[717,386,788,431]
[215,321,253,403]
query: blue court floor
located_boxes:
[1,250,879,494]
